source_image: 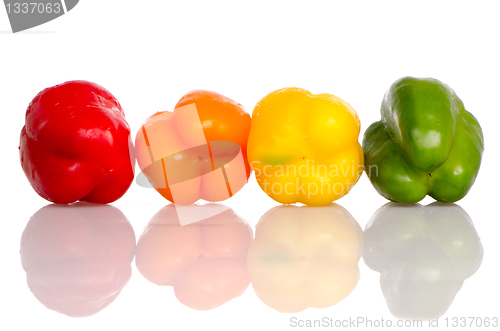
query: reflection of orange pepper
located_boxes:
[135,90,251,204]
[135,205,253,311]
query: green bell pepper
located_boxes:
[363,77,484,203]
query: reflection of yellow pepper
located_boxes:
[247,88,363,206]
[247,204,363,313]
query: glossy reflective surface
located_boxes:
[18,200,487,322]
[19,201,487,320]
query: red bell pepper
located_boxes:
[19,81,135,204]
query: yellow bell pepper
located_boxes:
[247,88,363,206]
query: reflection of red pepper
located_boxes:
[20,203,136,317]
[19,81,135,204]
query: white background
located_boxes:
[1,1,499,330]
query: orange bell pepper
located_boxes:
[135,90,251,204]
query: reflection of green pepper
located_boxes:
[363,77,484,203]
[363,202,483,320]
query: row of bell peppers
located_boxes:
[19,77,484,206]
